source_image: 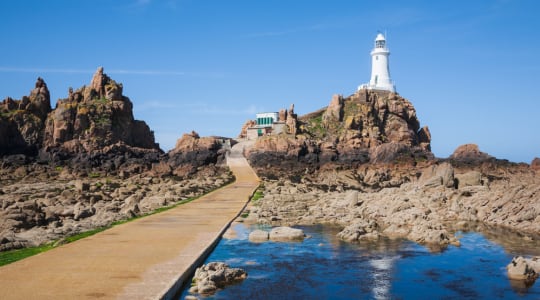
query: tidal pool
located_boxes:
[179,223,540,299]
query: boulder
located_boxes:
[191,262,247,295]
[455,171,482,188]
[407,224,459,249]
[168,132,225,169]
[420,162,455,188]
[337,220,379,242]
[248,229,269,242]
[269,226,305,241]
[507,256,539,284]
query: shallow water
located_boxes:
[179,223,540,299]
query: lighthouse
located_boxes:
[359,33,396,93]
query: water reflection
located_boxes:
[369,255,398,300]
[179,223,540,299]
[450,222,540,256]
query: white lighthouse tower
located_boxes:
[359,33,396,93]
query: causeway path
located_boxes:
[0,141,259,300]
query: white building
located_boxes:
[255,112,279,127]
[359,33,396,93]
[246,112,285,140]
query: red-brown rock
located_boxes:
[0,67,159,157]
[450,144,493,164]
[531,158,540,170]
[237,120,256,139]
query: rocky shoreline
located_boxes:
[236,91,539,253]
[239,158,539,251]
[233,146,540,286]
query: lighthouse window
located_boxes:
[376,56,378,60]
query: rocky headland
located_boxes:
[1,69,539,288]
[0,68,233,251]
[238,90,539,256]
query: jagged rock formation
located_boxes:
[286,103,298,135]
[0,67,158,157]
[0,78,52,155]
[247,90,433,176]
[43,67,158,153]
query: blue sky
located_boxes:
[1,0,538,163]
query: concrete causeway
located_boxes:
[0,141,259,299]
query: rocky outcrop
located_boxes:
[167,131,230,177]
[43,67,159,153]
[239,150,539,250]
[285,104,298,135]
[247,90,433,176]
[449,144,493,165]
[0,78,52,155]
[0,68,158,158]
[189,262,247,295]
[322,94,344,125]
[238,120,256,139]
